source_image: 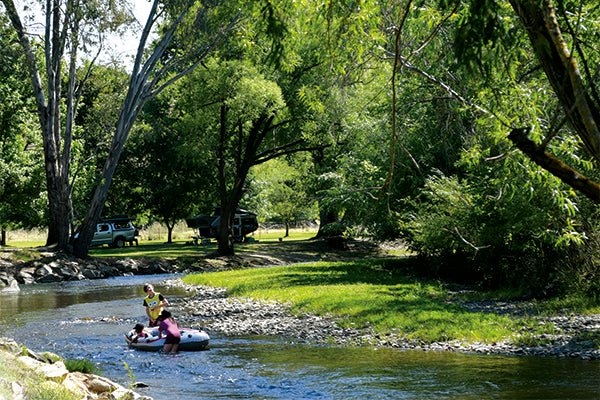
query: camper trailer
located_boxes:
[186,208,258,243]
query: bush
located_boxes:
[64,358,100,374]
[402,174,600,296]
[319,222,348,237]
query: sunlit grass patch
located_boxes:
[3,241,47,249]
[183,259,519,343]
[249,229,316,242]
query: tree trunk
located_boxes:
[284,222,290,237]
[45,172,71,248]
[316,207,338,237]
[1,227,6,246]
[167,222,174,244]
[510,0,600,163]
[217,206,234,256]
[73,140,124,257]
[2,0,73,251]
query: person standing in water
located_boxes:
[156,310,181,354]
[143,283,169,327]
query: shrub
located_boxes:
[64,358,100,375]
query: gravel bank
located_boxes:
[165,279,600,361]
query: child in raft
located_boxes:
[127,323,149,343]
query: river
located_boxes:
[0,274,598,399]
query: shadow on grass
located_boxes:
[205,258,516,342]
[265,258,423,287]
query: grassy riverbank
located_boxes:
[0,339,139,400]
[3,235,597,348]
[182,258,600,346]
[0,350,76,400]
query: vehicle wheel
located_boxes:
[114,238,126,248]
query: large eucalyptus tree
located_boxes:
[1,0,132,249]
[0,15,45,244]
[73,0,239,257]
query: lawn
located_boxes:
[183,258,522,344]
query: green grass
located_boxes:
[2,241,46,248]
[88,240,215,258]
[249,229,316,242]
[183,259,521,344]
[0,248,45,262]
[87,232,320,259]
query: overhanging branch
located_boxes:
[508,127,600,203]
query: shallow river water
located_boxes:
[0,274,598,400]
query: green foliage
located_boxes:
[108,90,215,234]
[72,63,130,222]
[0,351,79,400]
[0,15,45,231]
[64,358,100,374]
[402,164,599,295]
[247,157,317,227]
[319,222,348,237]
[26,381,80,400]
[123,361,137,391]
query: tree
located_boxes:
[373,0,599,292]
[0,14,45,244]
[447,0,600,202]
[70,62,130,227]
[71,0,239,257]
[178,58,322,255]
[108,94,215,243]
[2,0,239,256]
[249,157,317,237]
[507,0,600,201]
[1,0,133,249]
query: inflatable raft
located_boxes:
[125,327,209,351]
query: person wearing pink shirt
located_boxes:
[156,310,181,354]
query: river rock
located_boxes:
[17,356,69,382]
[11,381,24,400]
[86,377,115,393]
[59,265,83,280]
[36,273,63,283]
[83,267,104,279]
[0,271,9,285]
[15,270,35,284]
[35,265,53,277]
[0,279,20,292]
[115,258,139,272]
[97,265,121,277]
[0,338,22,354]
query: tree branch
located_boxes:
[508,127,600,203]
[254,141,330,165]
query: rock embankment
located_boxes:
[0,239,382,290]
[0,252,256,290]
[167,280,600,361]
[0,338,150,400]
